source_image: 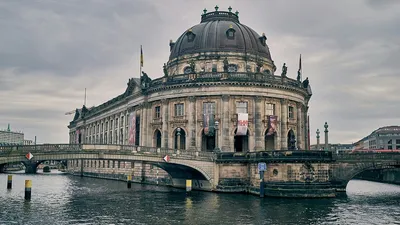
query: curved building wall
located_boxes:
[68,76,310,152]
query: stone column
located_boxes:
[280,99,288,149]
[145,104,151,147]
[254,96,263,151]
[296,103,303,150]
[141,104,147,147]
[303,105,309,150]
[161,99,169,148]
[221,95,230,152]
[316,129,320,150]
[188,96,196,150]
[324,122,329,150]
[275,100,281,150]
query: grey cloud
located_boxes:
[1,0,399,144]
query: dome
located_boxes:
[169,9,272,61]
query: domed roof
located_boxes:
[169,9,272,61]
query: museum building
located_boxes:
[68,6,313,152]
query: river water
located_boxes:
[0,172,399,225]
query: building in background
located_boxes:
[310,143,353,153]
[68,7,313,152]
[23,139,33,145]
[0,124,24,146]
[354,126,400,150]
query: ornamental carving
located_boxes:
[299,162,315,183]
[161,99,169,105]
[254,96,262,103]
[221,95,230,101]
[188,96,196,102]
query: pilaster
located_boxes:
[188,96,196,150]
[254,96,263,151]
[296,103,303,149]
[280,99,288,149]
[221,95,230,152]
[161,99,169,148]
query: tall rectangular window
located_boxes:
[121,116,124,127]
[105,122,108,131]
[175,103,184,116]
[288,106,294,119]
[115,118,118,129]
[266,103,275,115]
[212,64,217,72]
[396,139,400,145]
[236,101,248,113]
[203,102,216,114]
[155,106,161,118]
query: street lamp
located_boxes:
[176,127,181,150]
[214,121,219,152]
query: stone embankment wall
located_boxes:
[67,159,172,185]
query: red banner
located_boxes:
[266,115,278,136]
[128,112,136,145]
[236,113,248,136]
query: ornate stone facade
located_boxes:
[68,7,312,152]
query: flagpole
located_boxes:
[300,54,303,81]
[84,88,86,106]
[139,45,143,77]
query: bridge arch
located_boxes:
[331,159,400,191]
[0,152,214,183]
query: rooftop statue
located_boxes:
[223,57,229,72]
[163,63,168,77]
[141,71,151,89]
[302,77,309,88]
[189,60,196,73]
[297,70,301,82]
[281,63,287,77]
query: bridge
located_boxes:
[1,144,399,197]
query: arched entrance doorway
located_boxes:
[287,129,296,150]
[174,128,186,150]
[201,130,215,152]
[154,130,162,148]
[265,131,275,151]
[234,129,249,152]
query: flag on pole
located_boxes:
[299,54,302,72]
[140,45,144,68]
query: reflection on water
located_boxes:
[0,174,399,225]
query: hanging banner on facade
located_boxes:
[128,112,136,145]
[76,130,80,144]
[236,113,248,136]
[203,113,215,136]
[266,115,278,136]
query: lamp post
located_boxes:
[316,129,320,150]
[324,122,329,151]
[214,121,219,152]
[177,127,181,151]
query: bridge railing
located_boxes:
[216,150,333,162]
[333,152,400,161]
[0,144,216,161]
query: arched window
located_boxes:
[226,25,236,40]
[186,29,196,42]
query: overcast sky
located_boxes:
[1,0,399,145]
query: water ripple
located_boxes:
[0,175,399,225]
